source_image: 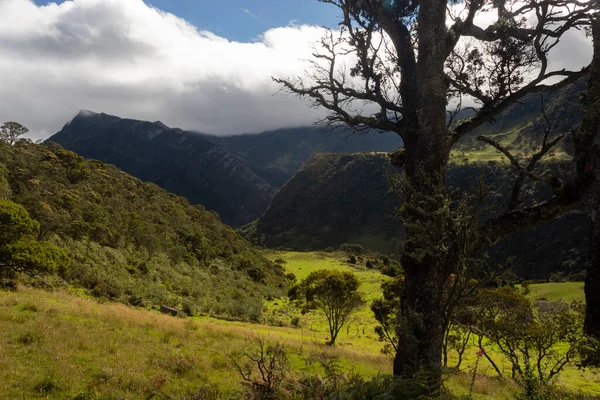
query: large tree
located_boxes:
[276,0,599,391]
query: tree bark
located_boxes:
[584,16,600,339]
[586,165,600,337]
[392,0,455,392]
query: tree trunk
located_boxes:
[392,0,454,391]
[584,16,600,339]
[586,162,600,337]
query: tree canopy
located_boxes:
[0,200,69,282]
[0,122,29,145]
[289,269,363,345]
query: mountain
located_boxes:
[208,127,402,187]
[241,152,402,253]
[48,111,276,227]
[0,140,285,320]
[244,152,588,279]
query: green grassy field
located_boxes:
[528,282,586,302]
[0,251,598,399]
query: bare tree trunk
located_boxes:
[584,17,600,339]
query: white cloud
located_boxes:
[241,8,260,20]
[0,0,332,139]
[0,0,593,140]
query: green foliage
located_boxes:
[0,122,29,145]
[464,287,586,396]
[288,269,363,345]
[372,275,404,355]
[0,200,39,242]
[0,141,285,319]
[0,200,69,281]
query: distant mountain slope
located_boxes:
[209,127,402,187]
[48,111,276,227]
[241,153,402,254]
[454,77,586,162]
[244,153,589,280]
[0,141,285,319]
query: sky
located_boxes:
[33,0,340,41]
[0,0,594,139]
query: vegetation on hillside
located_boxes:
[246,153,589,280]
[0,140,285,319]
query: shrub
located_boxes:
[230,337,289,399]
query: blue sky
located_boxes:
[33,0,340,41]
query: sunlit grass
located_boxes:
[528,281,586,302]
[0,286,392,399]
[0,254,597,399]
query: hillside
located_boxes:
[209,127,402,187]
[245,153,589,279]
[0,140,285,320]
[48,111,276,227]
[242,153,401,254]
[454,77,586,162]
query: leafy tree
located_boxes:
[0,200,69,281]
[0,122,29,145]
[464,287,585,396]
[289,269,363,345]
[275,0,600,389]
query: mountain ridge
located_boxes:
[49,111,276,227]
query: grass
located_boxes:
[262,250,389,352]
[528,282,586,302]
[0,252,598,399]
[0,286,392,399]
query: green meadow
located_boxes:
[0,251,598,399]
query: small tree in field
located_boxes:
[289,269,364,345]
[0,122,29,145]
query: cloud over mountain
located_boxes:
[0,0,330,138]
[0,0,593,139]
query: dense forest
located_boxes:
[0,140,286,320]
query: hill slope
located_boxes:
[0,141,285,319]
[242,153,401,253]
[245,153,589,279]
[48,111,276,227]
[209,127,402,187]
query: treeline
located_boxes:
[0,140,286,319]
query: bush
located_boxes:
[290,316,301,328]
[230,337,289,399]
